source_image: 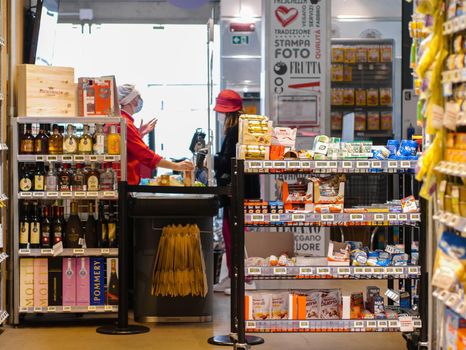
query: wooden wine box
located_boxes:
[17,64,76,117]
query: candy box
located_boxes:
[401,195,418,213]
[327,241,350,266]
[320,290,341,319]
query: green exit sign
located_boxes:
[232,35,249,45]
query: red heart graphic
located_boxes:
[275,6,299,28]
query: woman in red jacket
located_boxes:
[118,84,193,185]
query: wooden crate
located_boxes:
[17,64,76,117]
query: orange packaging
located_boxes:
[331,89,344,106]
[355,112,366,131]
[380,45,393,62]
[331,112,343,131]
[355,89,366,106]
[332,64,344,82]
[332,46,345,63]
[367,112,380,130]
[459,327,466,350]
[447,133,456,148]
[270,144,285,160]
[367,88,379,106]
[343,89,355,106]
[368,46,380,62]
[344,47,357,63]
[381,112,393,131]
[380,88,393,106]
[78,77,113,116]
[343,66,353,82]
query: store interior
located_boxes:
[0,0,464,349]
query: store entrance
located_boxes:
[52,23,219,162]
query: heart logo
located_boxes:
[275,6,299,28]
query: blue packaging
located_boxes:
[397,140,418,157]
[386,140,400,156]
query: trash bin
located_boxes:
[129,193,219,323]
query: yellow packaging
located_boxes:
[237,145,270,160]
[343,89,354,106]
[367,88,379,106]
[344,66,353,82]
[379,88,393,106]
[332,64,344,82]
[357,47,368,63]
[345,47,357,63]
[367,112,380,131]
[331,89,344,106]
[452,186,461,215]
[355,89,366,106]
[368,46,380,62]
[380,45,393,62]
[332,46,345,63]
[239,116,272,146]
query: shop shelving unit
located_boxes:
[10,117,126,325]
[224,159,427,349]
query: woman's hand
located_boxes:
[139,118,158,137]
[175,160,194,172]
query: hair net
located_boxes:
[118,84,140,106]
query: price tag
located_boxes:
[104,305,113,311]
[354,267,364,275]
[40,249,53,255]
[62,156,73,162]
[270,214,281,222]
[337,267,351,275]
[393,267,404,275]
[88,306,97,311]
[104,191,116,197]
[400,161,411,169]
[410,213,420,222]
[33,192,45,198]
[413,320,422,329]
[47,155,58,162]
[315,161,329,169]
[47,306,56,312]
[34,307,43,312]
[446,294,460,308]
[100,248,110,255]
[388,161,398,169]
[438,290,450,301]
[373,214,385,222]
[273,267,287,275]
[408,267,420,275]
[350,214,364,221]
[61,191,73,198]
[387,214,398,221]
[251,214,264,222]
[342,161,353,169]
[75,191,86,198]
[321,214,334,222]
[19,307,28,313]
[47,192,59,197]
[367,321,377,328]
[247,267,262,275]
[20,192,32,198]
[73,249,85,255]
[353,321,364,328]
[248,161,262,169]
[398,214,408,221]
[273,161,286,169]
[356,161,370,169]
[371,161,382,169]
[317,267,330,275]
[36,155,45,161]
[457,301,466,316]
[104,156,116,162]
[87,191,98,198]
[389,320,400,328]
[263,161,274,169]
[300,161,311,169]
[299,321,310,329]
[378,320,388,328]
[89,156,98,162]
[287,161,301,169]
[372,267,385,275]
[445,101,460,131]
[246,321,256,329]
[328,161,338,169]
[52,241,64,256]
[399,316,414,332]
[299,267,314,275]
[74,156,85,162]
[63,306,72,312]
[363,267,374,275]
[291,214,305,222]
[19,249,31,255]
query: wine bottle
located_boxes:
[86,163,100,191]
[33,162,46,191]
[19,202,30,249]
[78,124,93,155]
[19,164,33,192]
[34,124,49,155]
[97,202,108,248]
[63,124,78,154]
[20,124,34,155]
[45,163,58,191]
[65,201,83,248]
[29,202,41,249]
[85,202,98,248]
[71,164,85,191]
[99,163,115,191]
[52,206,63,246]
[41,206,52,248]
[59,163,72,191]
[48,124,63,155]
[107,258,119,305]
[108,202,117,248]
[93,123,106,155]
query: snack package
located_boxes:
[401,195,418,213]
[344,47,357,63]
[305,291,321,319]
[320,290,341,319]
[332,46,345,63]
[272,127,297,148]
[271,292,289,320]
[356,47,368,63]
[245,257,267,267]
[343,89,355,106]
[366,286,380,313]
[239,115,273,146]
[355,89,367,106]
[331,112,343,131]
[391,253,409,266]
[373,295,385,318]
[354,112,366,131]
[367,88,379,106]
[344,66,353,82]
[332,64,344,82]
[246,292,272,320]
[381,112,393,131]
[368,46,380,62]
[367,112,380,130]
[380,45,393,62]
[313,175,345,205]
[351,249,368,266]
[380,88,393,106]
[350,292,364,319]
[327,241,351,266]
[372,146,390,160]
[331,89,344,106]
[237,145,270,160]
[432,231,466,290]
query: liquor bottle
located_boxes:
[19,202,30,249]
[29,202,41,249]
[45,124,51,137]
[41,206,52,248]
[99,163,115,191]
[65,201,83,248]
[78,124,93,155]
[71,164,85,191]
[107,126,120,155]
[19,164,33,192]
[48,124,63,155]
[63,124,78,154]
[20,124,34,155]
[85,202,98,248]
[52,206,63,246]
[107,259,119,305]
[86,163,100,191]
[108,202,117,248]
[93,123,106,155]
[33,162,46,191]
[34,124,49,155]
[97,202,108,248]
[45,163,58,191]
[59,163,72,191]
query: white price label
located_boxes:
[337,267,351,275]
[40,249,53,255]
[52,241,64,256]
[63,306,72,312]
[263,161,274,169]
[47,306,56,312]
[34,307,43,312]
[317,267,330,275]
[353,321,364,328]
[88,306,97,311]
[300,161,311,169]
[393,267,404,275]
[62,156,73,162]
[274,267,287,275]
[356,161,370,169]
[372,267,385,275]
[19,249,31,255]
[273,161,286,169]
[328,161,338,169]
[100,248,110,255]
[104,191,116,197]
[373,214,385,222]
[61,191,73,198]
[354,267,364,275]
[270,214,281,222]
[47,156,58,162]
[315,161,329,169]
[398,214,408,221]
[104,305,113,311]
[363,267,374,274]
[400,161,412,169]
[371,161,382,169]
[246,321,256,329]
[342,161,353,169]
[399,316,414,332]
[73,249,85,255]
[19,307,28,313]
[47,191,59,197]
[89,156,98,162]
[287,161,301,169]
[20,192,32,198]
[321,214,334,222]
[388,161,398,169]
[74,156,85,162]
[367,321,377,328]
[446,295,460,308]
[438,290,450,301]
[0,311,9,324]
[299,267,314,276]
[408,267,420,275]
[292,214,305,222]
[378,321,388,328]
[385,267,395,274]
[104,156,116,162]
[33,192,45,198]
[251,214,264,222]
[247,267,262,275]
[350,214,364,221]
[299,321,310,329]
[36,155,45,161]
[87,191,99,198]
[389,320,400,328]
[75,191,86,197]
[248,161,262,169]
[457,301,466,315]
[387,214,398,221]
[413,320,422,329]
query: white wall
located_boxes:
[220,0,261,17]
[332,0,402,18]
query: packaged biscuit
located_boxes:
[343,65,353,82]
[380,45,393,62]
[355,89,367,106]
[331,89,344,106]
[381,112,393,131]
[332,64,344,82]
[368,46,380,62]
[332,46,345,63]
[320,290,341,319]
[246,292,272,320]
[331,112,343,131]
[344,47,357,63]
[356,47,368,63]
[367,112,380,131]
[305,291,320,319]
[380,88,393,106]
[313,175,345,205]
[355,112,366,131]
[271,292,289,320]
[367,89,379,106]
[433,231,466,291]
[343,89,355,106]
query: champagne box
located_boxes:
[62,258,76,306]
[48,258,62,306]
[20,258,34,308]
[106,258,119,305]
[90,257,105,305]
[33,258,48,307]
[76,257,90,306]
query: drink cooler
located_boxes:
[130,194,219,323]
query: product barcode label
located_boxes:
[378,321,388,328]
[61,191,73,198]
[246,321,256,329]
[373,267,385,275]
[350,214,364,221]
[251,214,264,222]
[299,321,310,329]
[291,214,305,222]
[354,267,364,275]
[387,214,398,221]
[321,214,334,222]
[398,214,408,221]
[100,249,110,255]
[353,321,364,328]
[35,155,45,161]
[317,267,330,275]
[247,267,262,275]
[371,161,382,169]
[47,192,59,197]
[274,267,287,275]
[410,213,421,222]
[446,295,460,308]
[88,306,97,311]
[34,307,43,312]
[287,161,301,169]
[408,267,420,275]
[47,306,56,312]
[248,161,262,169]
[63,306,72,312]
[413,320,422,328]
[19,249,31,255]
[356,161,370,169]
[373,214,385,222]
[337,267,350,275]
[388,161,398,169]
[263,161,274,169]
[75,191,86,197]
[400,161,411,168]
[104,305,113,311]
[270,214,281,222]
[33,192,45,198]
[385,267,395,274]
[367,321,377,328]
[74,156,85,162]
[393,267,404,275]
[19,307,28,312]
[300,161,311,169]
[363,267,374,274]
[73,249,85,255]
[299,267,314,275]
[438,290,450,301]
[40,249,53,255]
[342,161,353,169]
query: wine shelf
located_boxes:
[245,212,421,227]
[19,305,118,314]
[17,154,121,163]
[18,248,118,257]
[244,159,416,174]
[18,191,118,200]
[433,211,466,233]
[245,265,421,280]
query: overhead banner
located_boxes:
[265,0,329,133]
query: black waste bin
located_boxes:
[129,193,219,323]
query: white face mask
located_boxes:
[217,113,225,124]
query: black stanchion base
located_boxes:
[96,324,150,335]
[208,335,264,346]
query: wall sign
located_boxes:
[294,227,328,257]
[266,0,329,131]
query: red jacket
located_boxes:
[122,110,162,185]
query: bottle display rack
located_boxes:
[10,117,127,324]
